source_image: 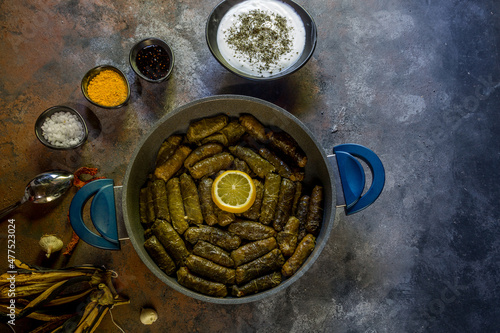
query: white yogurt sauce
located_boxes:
[217,0,306,77]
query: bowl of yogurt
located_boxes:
[206,0,317,80]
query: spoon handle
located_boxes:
[0,200,25,220]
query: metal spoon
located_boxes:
[0,171,74,220]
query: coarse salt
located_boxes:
[41,111,85,148]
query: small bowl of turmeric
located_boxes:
[81,65,131,109]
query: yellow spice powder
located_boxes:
[87,69,128,107]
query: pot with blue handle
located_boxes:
[69,95,385,304]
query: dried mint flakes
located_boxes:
[223,9,295,75]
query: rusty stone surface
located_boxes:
[1,0,500,332]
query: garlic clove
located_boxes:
[140,307,158,325]
[39,234,64,258]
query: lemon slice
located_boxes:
[212,170,256,213]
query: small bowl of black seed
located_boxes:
[206,0,317,81]
[129,38,175,83]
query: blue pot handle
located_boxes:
[68,178,120,250]
[333,144,385,215]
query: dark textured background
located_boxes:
[0,0,499,332]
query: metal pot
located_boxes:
[69,95,385,304]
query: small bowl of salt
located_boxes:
[35,106,88,150]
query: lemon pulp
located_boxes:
[212,170,256,213]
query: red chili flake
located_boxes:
[73,167,106,188]
[63,229,80,256]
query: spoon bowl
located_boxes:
[29,171,74,203]
[0,171,74,219]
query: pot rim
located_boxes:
[122,94,336,304]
